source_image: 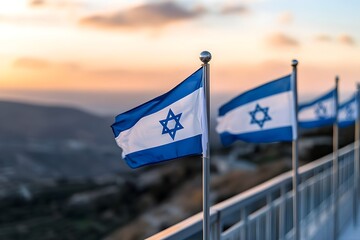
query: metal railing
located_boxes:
[147,143,359,240]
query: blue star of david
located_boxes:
[315,102,327,119]
[345,105,354,119]
[159,109,184,140]
[249,104,272,128]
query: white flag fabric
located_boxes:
[216,75,297,145]
[339,94,358,128]
[111,68,207,168]
[298,89,337,128]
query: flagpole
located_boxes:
[291,59,300,240]
[354,83,360,225]
[200,51,211,240]
[333,76,340,240]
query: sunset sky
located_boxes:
[0,0,359,115]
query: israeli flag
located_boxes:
[216,75,297,145]
[339,94,358,128]
[111,68,207,168]
[298,89,337,128]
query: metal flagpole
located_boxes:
[354,83,360,225]
[200,51,211,240]
[291,59,300,240]
[333,76,340,240]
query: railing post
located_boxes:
[279,185,286,240]
[300,184,305,239]
[310,179,315,221]
[314,169,320,217]
[242,208,249,240]
[303,180,309,239]
[214,210,222,240]
[266,193,273,240]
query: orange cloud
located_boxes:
[79,2,206,30]
[7,57,193,93]
[28,0,81,9]
[13,57,50,69]
[266,33,299,48]
[29,0,45,7]
[13,57,80,71]
[338,34,355,46]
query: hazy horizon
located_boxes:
[1,87,356,117]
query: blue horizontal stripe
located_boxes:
[298,118,335,128]
[339,120,355,128]
[219,126,293,145]
[123,134,202,168]
[298,88,336,111]
[111,68,203,137]
[219,75,291,117]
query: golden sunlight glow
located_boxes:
[0,0,359,110]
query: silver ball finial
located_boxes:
[335,75,339,83]
[200,51,212,64]
[291,59,298,67]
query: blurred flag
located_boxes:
[298,89,337,128]
[111,68,206,168]
[216,75,297,145]
[339,94,358,128]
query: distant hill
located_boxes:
[0,101,115,146]
[0,100,129,183]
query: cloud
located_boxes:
[315,34,332,42]
[338,34,355,46]
[278,12,293,24]
[29,0,45,7]
[315,34,356,45]
[13,57,81,71]
[221,5,248,15]
[28,0,83,10]
[13,57,50,69]
[266,33,299,48]
[79,2,206,30]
